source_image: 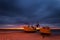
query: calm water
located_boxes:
[51,29,60,35]
[0,30,60,35]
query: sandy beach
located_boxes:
[0,31,60,40]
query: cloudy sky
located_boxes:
[0,0,60,26]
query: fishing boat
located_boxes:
[24,26,37,33]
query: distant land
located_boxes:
[0,24,60,29]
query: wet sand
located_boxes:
[0,31,60,40]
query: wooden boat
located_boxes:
[39,27,51,37]
[24,26,37,33]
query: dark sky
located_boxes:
[0,0,60,25]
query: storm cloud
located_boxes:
[0,0,60,25]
